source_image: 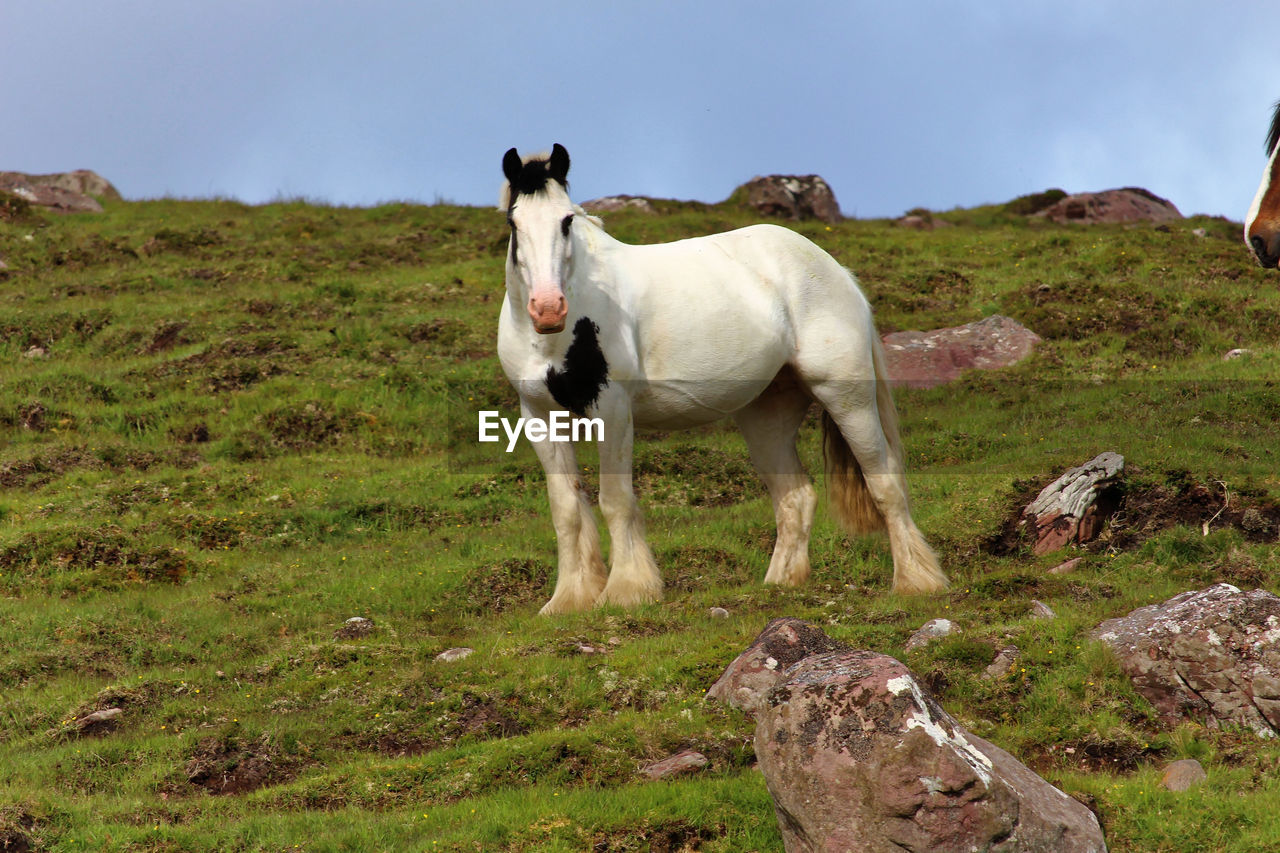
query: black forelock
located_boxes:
[1268,100,1280,157]
[508,157,568,212]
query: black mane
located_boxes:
[1268,101,1280,157]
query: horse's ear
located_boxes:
[503,148,523,186]
[549,143,570,185]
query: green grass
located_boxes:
[1,192,1279,851]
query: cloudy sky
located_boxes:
[4,1,1278,219]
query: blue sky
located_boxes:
[5,1,1278,219]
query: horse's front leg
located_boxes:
[524,400,608,614]
[594,390,663,607]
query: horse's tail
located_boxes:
[821,334,902,535]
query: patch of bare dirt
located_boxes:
[185,733,306,795]
[444,557,551,614]
[986,471,1280,555]
[590,820,721,853]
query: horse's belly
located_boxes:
[630,379,770,429]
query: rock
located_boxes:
[580,195,655,214]
[1049,557,1083,575]
[75,707,123,735]
[1032,188,1182,225]
[705,617,847,716]
[896,213,953,230]
[1191,228,1208,238]
[1223,348,1252,361]
[1092,583,1280,737]
[640,749,708,780]
[1160,759,1207,792]
[881,315,1042,390]
[1031,600,1056,620]
[1,169,121,199]
[1022,453,1124,555]
[334,616,375,639]
[707,619,1107,852]
[574,642,604,655]
[435,647,474,663]
[22,346,46,359]
[738,174,842,224]
[985,646,1021,680]
[0,170,114,213]
[904,618,956,651]
[708,606,730,619]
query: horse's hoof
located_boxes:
[595,581,663,609]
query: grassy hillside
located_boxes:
[1,188,1279,852]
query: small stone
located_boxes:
[1161,758,1207,792]
[640,750,708,780]
[334,616,375,639]
[75,707,123,734]
[1223,348,1252,361]
[215,670,226,678]
[708,607,730,619]
[435,647,474,662]
[1191,227,1208,238]
[23,346,47,359]
[904,618,956,651]
[575,642,602,655]
[1049,557,1083,575]
[984,646,1021,680]
[1031,600,1056,619]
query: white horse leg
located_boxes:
[733,373,816,586]
[805,379,948,595]
[527,405,608,614]
[594,394,663,607]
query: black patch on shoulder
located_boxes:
[545,317,609,416]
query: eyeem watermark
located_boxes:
[478,410,605,452]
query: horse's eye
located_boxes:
[561,215,574,238]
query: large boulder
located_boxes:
[1021,453,1125,555]
[1093,584,1280,737]
[1032,188,1181,225]
[737,174,843,224]
[708,618,1107,853]
[0,170,119,213]
[579,195,655,214]
[880,314,1041,390]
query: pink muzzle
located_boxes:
[528,289,567,334]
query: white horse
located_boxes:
[496,144,948,614]
[1246,99,1280,267]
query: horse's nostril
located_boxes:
[1252,234,1268,254]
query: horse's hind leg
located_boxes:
[733,370,817,586]
[527,404,608,614]
[804,377,947,595]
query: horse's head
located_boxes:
[1246,102,1280,268]
[502,144,576,334]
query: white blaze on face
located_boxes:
[509,190,575,335]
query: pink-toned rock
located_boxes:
[1049,557,1084,575]
[580,195,655,214]
[881,315,1041,389]
[1093,584,1280,737]
[1022,453,1124,555]
[738,174,843,224]
[75,707,123,735]
[707,619,1107,852]
[640,749,708,780]
[1033,188,1181,225]
[0,171,106,213]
